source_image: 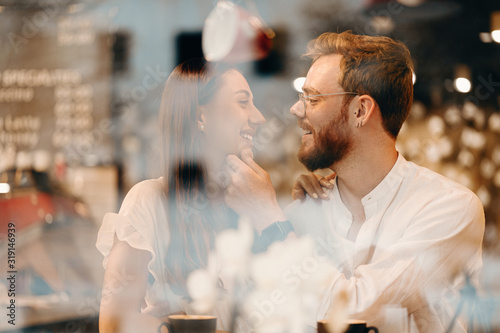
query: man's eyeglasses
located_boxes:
[298,91,358,115]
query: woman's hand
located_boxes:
[224,150,287,233]
[291,173,336,200]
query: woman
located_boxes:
[96,58,265,333]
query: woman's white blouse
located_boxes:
[96,178,232,330]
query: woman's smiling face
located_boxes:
[201,69,265,158]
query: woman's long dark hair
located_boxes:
[159,58,234,297]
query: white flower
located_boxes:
[187,218,254,315]
[188,226,342,333]
[187,266,218,314]
[245,236,339,332]
[215,217,254,284]
[251,236,316,291]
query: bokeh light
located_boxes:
[293,77,306,92]
[0,183,10,194]
[453,77,472,93]
[492,30,500,43]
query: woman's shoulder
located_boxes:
[128,177,166,195]
[119,177,167,214]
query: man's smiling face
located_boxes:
[291,54,356,171]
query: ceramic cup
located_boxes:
[165,314,217,333]
[317,319,379,333]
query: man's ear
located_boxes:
[355,95,378,125]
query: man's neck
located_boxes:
[333,144,398,214]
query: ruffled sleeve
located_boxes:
[96,212,154,268]
[95,178,175,316]
[96,178,168,267]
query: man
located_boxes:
[224,31,484,332]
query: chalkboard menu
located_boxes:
[0,16,112,168]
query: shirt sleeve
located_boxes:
[95,179,169,284]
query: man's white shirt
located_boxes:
[285,154,484,332]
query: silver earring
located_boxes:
[200,124,205,131]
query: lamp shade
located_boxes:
[202,1,273,63]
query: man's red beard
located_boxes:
[298,107,352,172]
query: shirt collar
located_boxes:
[360,153,408,206]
